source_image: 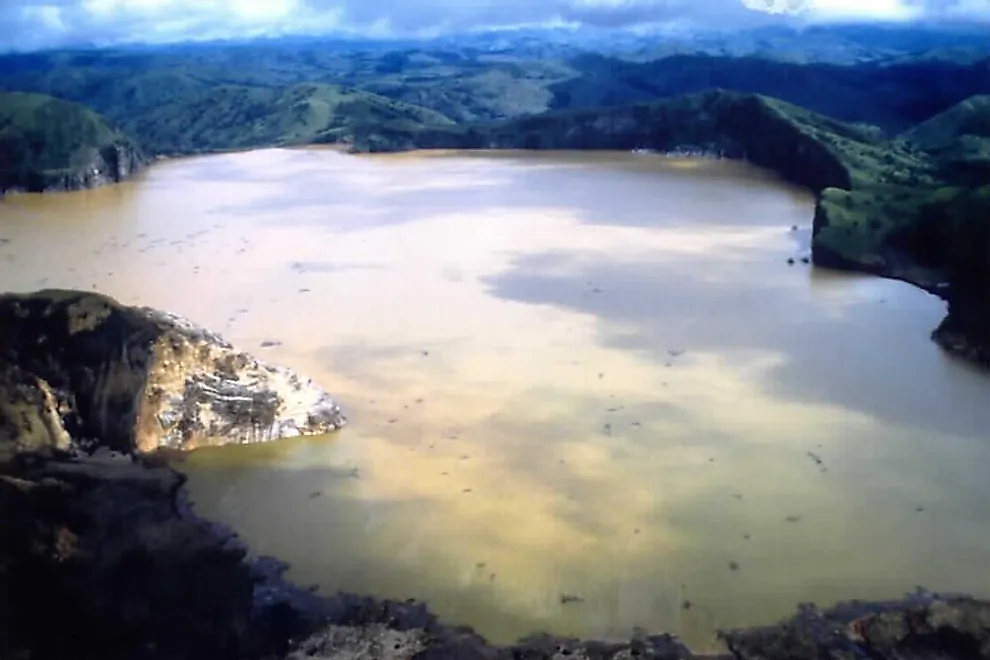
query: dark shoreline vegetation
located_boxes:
[1,29,989,658]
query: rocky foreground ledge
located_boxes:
[2,290,989,660]
[0,289,345,459]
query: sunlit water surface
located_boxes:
[2,149,988,651]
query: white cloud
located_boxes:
[806,0,921,19]
[0,0,987,51]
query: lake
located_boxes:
[1,148,988,651]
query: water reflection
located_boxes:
[483,247,990,439]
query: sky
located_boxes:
[1,0,988,51]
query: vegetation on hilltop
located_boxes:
[0,38,986,146]
[902,95,990,186]
[117,83,454,155]
[547,55,990,132]
[885,97,990,277]
[0,91,146,193]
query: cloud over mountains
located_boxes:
[2,0,988,51]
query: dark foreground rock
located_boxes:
[1,289,988,660]
[0,455,267,660]
[723,595,990,660]
[932,292,990,369]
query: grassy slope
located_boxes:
[0,91,142,192]
[901,95,990,185]
[895,98,990,297]
[114,83,454,155]
[547,55,990,132]
[398,89,894,185]
[2,47,987,136]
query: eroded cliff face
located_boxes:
[0,363,72,463]
[401,92,852,194]
[37,141,149,192]
[932,295,990,368]
[0,290,345,453]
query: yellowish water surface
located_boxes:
[2,149,988,651]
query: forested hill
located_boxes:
[0,91,146,194]
[0,43,986,140]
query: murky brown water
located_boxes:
[2,149,989,651]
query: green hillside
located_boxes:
[0,91,146,193]
[116,83,454,155]
[1,45,986,136]
[901,95,990,185]
[902,95,990,149]
[545,55,990,132]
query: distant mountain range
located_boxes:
[8,22,990,64]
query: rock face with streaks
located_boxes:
[722,593,990,660]
[0,92,149,195]
[0,362,72,462]
[0,289,345,453]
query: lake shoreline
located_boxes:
[7,141,979,371]
[2,290,988,659]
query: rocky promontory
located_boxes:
[0,92,148,195]
[0,290,345,455]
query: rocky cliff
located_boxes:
[0,290,345,453]
[363,90,852,193]
[0,92,148,194]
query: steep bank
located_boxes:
[2,290,989,659]
[366,89,988,368]
[0,92,148,194]
[363,90,854,193]
[0,290,345,454]
[899,97,990,366]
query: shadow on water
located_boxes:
[184,464,567,640]
[480,247,990,440]
[183,445,734,647]
[205,151,804,235]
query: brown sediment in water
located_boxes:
[2,148,990,651]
